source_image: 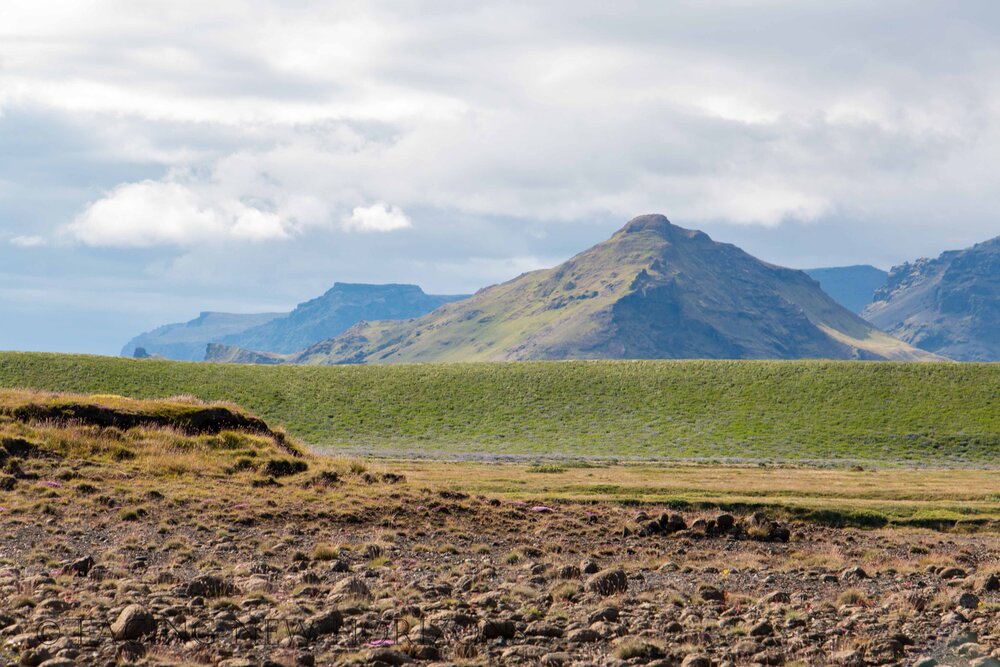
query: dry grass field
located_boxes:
[391,461,1000,530]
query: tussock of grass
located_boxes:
[614,639,665,661]
[311,544,341,561]
[837,588,870,607]
[0,389,308,482]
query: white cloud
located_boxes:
[4,0,1000,330]
[67,180,288,247]
[9,235,47,247]
[343,203,412,233]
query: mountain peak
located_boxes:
[619,214,709,242]
[245,215,936,364]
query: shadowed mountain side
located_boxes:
[863,236,1000,361]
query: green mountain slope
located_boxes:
[804,265,888,314]
[862,236,1000,361]
[262,215,937,363]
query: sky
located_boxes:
[2,1,1000,354]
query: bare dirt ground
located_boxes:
[3,463,1000,666]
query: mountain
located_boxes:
[209,215,937,364]
[215,283,468,355]
[122,311,285,361]
[862,236,1000,361]
[804,265,888,314]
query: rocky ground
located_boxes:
[0,394,998,666]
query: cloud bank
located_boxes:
[2,1,1000,353]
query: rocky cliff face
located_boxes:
[863,237,1000,361]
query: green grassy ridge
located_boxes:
[0,352,997,462]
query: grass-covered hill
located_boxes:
[0,388,313,493]
[0,352,997,464]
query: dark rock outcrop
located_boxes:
[863,236,1000,361]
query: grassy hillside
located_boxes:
[0,352,997,463]
[273,216,935,364]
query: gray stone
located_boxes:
[111,605,156,641]
[586,568,628,596]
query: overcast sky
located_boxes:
[2,1,999,354]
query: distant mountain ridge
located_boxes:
[122,311,285,362]
[210,214,938,364]
[862,236,1000,361]
[123,283,467,361]
[804,265,888,314]
[216,283,468,355]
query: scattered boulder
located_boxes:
[956,592,980,610]
[758,591,790,605]
[330,576,372,600]
[977,573,1000,593]
[970,658,1000,667]
[366,648,410,665]
[698,584,725,602]
[111,604,156,641]
[304,610,342,638]
[557,564,581,579]
[62,556,94,577]
[715,513,735,532]
[480,619,517,640]
[660,512,687,533]
[588,606,618,623]
[184,574,236,598]
[567,628,601,643]
[586,568,628,596]
[831,649,865,666]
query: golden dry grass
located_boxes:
[383,460,1000,528]
[2,388,998,531]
